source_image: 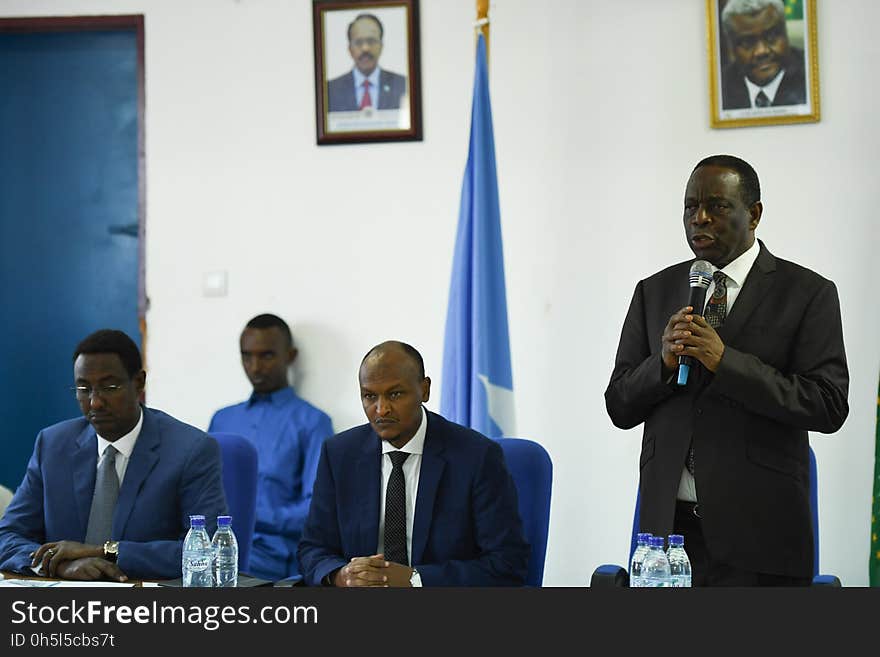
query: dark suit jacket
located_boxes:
[327,68,407,112]
[604,242,848,578]
[0,407,228,580]
[297,410,530,586]
[721,48,807,110]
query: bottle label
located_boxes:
[185,556,211,572]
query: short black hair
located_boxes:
[245,314,293,348]
[347,13,383,42]
[361,341,425,379]
[692,154,761,206]
[73,329,142,378]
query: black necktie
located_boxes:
[686,272,729,476]
[755,90,770,107]
[384,451,409,566]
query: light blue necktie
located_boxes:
[84,445,119,545]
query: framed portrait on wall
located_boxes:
[707,0,820,128]
[312,0,422,145]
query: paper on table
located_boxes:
[0,579,136,587]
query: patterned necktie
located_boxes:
[85,445,120,545]
[383,451,409,566]
[704,271,728,329]
[359,80,373,109]
[686,271,729,476]
[755,90,771,107]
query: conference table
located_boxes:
[0,570,286,587]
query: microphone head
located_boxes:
[689,259,713,289]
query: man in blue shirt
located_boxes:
[210,314,332,581]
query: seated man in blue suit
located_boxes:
[0,329,227,581]
[297,341,529,587]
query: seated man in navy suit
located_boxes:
[327,13,407,112]
[0,329,227,581]
[297,341,529,587]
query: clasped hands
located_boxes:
[332,553,413,587]
[662,306,725,374]
[30,540,127,582]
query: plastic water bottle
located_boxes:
[212,515,238,588]
[641,536,671,587]
[182,515,214,587]
[629,532,653,588]
[666,534,692,587]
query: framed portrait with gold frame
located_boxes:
[707,0,819,129]
[313,0,422,145]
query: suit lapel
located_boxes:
[716,242,777,345]
[343,71,357,111]
[72,426,98,536]
[356,433,381,557]
[411,412,446,565]
[112,407,159,538]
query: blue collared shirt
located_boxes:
[209,387,332,580]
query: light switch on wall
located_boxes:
[202,270,228,297]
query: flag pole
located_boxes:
[476,0,489,64]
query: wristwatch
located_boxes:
[103,540,119,563]
[409,568,422,588]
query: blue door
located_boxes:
[0,21,143,489]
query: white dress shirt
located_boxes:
[678,239,761,502]
[95,406,143,486]
[377,406,426,581]
[743,68,786,107]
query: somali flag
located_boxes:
[440,34,515,439]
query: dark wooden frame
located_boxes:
[0,15,148,360]
[313,0,422,145]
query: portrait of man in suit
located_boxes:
[605,155,848,586]
[0,329,227,581]
[297,340,529,587]
[719,0,807,110]
[326,13,408,113]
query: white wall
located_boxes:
[4,0,878,586]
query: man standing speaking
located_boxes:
[605,155,848,586]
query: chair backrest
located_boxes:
[808,445,819,576]
[209,432,258,573]
[0,484,14,519]
[497,438,552,586]
[628,445,820,577]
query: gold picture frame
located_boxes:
[707,0,820,128]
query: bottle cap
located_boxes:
[668,534,684,547]
[637,532,653,543]
[650,536,665,548]
[217,515,233,527]
[189,515,206,527]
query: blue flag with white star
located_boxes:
[440,34,515,439]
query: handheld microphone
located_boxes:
[676,260,713,386]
